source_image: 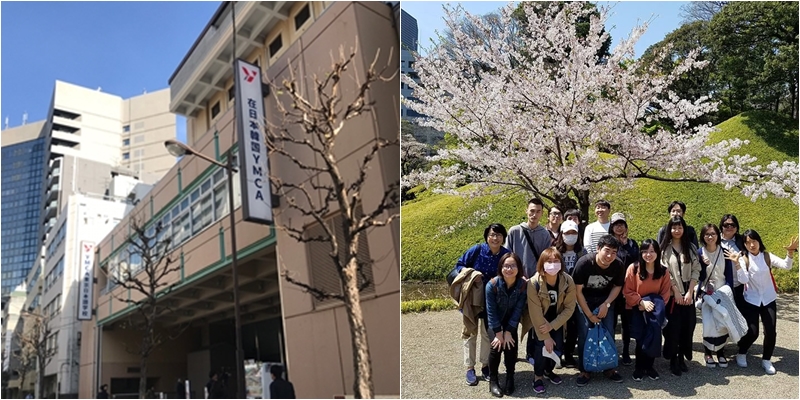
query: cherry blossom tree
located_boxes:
[402,2,798,218]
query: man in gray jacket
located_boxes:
[505,197,553,279]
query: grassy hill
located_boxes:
[401,111,799,292]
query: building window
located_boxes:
[228,86,235,101]
[134,135,145,143]
[122,152,130,160]
[211,101,220,119]
[123,125,130,133]
[122,139,130,146]
[294,4,311,30]
[269,35,283,58]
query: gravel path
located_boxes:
[401,294,799,399]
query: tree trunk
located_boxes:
[139,323,152,400]
[575,189,591,226]
[340,257,374,399]
[37,359,45,399]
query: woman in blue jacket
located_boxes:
[456,223,510,386]
[485,252,527,397]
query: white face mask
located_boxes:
[544,262,561,276]
[563,234,578,246]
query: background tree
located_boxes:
[679,1,728,23]
[16,312,54,399]
[264,45,399,399]
[403,2,798,219]
[707,1,798,119]
[108,219,184,399]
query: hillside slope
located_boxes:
[401,111,799,291]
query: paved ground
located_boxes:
[401,294,799,399]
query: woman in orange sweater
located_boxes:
[623,239,672,382]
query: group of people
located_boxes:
[451,198,797,396]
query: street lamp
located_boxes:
[164,139,246,399]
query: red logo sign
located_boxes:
[84,243,93,252]
[242,67,257,83]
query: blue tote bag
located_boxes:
[583,322,618,372]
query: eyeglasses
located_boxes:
[722,223,736,229]
[704,233,717,238]
[488,232,503,239]
[502,264,518,269]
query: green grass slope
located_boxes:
[401,111,799,292]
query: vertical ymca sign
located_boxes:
[234,59,274,225]
[77,241,95,320]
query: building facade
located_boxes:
[1,122,47,302]
[80,1,400,398]
[400,9,421,119]
[1,81,177,306]
[38,194,132,398]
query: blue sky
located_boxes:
[1,1,222,142]
[401,1,689,57]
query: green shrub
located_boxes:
[401,112,799,292]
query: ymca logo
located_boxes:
[84,243,93,252]
[242,67,257,83]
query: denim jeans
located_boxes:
[577,305,615,373]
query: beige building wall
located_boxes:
[80,1,399,398]
[0,120,46,146]
[266,2,400,397]
[121,89,178,180]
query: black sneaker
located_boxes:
[563,354,577,368]
[576,373,590,387]
[605,371,623,383]
[544,371,563,385]
[646,368,660,380]
[670,360,682,377]
[632,370,644,382]
[622,353,633,366]
[679,358,689,373]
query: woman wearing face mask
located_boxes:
[553,220,586,368]
[735,230,798,374]
[485,253,528,397]
[527,247,577,394]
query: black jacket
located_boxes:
[270,378,296,399]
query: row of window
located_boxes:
[27,266,41,294]
[1,253,36,265]
[1,269,29,280]
[106,162,240,288]
[43,293,62,318]
[46,331,59,354]
[46,221,67,263]
[44,256,64,292]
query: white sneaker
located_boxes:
[736,354,747,368]
[762,360,776,375]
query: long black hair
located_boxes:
[636,239,666,280]
[742,229,767,255]
[659,216,694,263]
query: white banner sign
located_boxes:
[234,59,274,225]
[77,241,95,320]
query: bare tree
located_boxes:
[680,1,728,23]
[108,218,184,399]
[264,44,399,399]
[16,311,55,399]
